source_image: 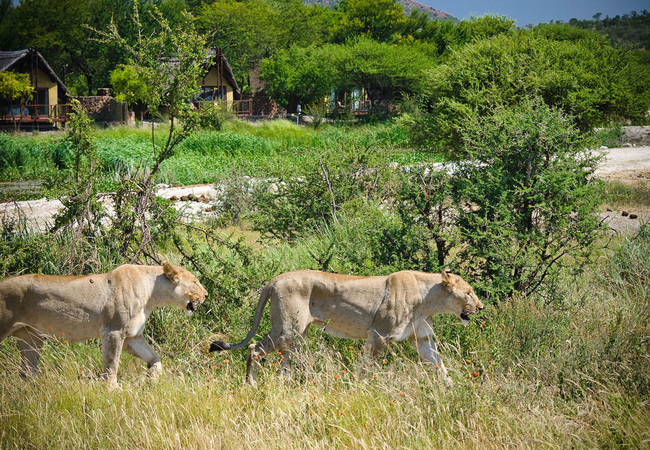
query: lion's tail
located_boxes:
[209,282,274,352]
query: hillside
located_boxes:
[398,0,455,19]
[568,10,650,49]
[304,0,456,20]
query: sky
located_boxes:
[423,0,649,26]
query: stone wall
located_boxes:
[75,93,129,124]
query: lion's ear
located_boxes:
[163,262,180,284]
[441,269,455,288]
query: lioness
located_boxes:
[0,262,207,387]
[210,269,483,384]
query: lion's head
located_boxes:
[441,270,484,325]
[162,262,208,315]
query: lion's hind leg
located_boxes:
[12,327,44,378]
[246,337,276,385]
[246,332,297,385]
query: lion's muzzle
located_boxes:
[460,310,474,321]
[187,291,206,313]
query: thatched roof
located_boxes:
[164,49,241,99]
[0,49,71,97]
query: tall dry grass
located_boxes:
[2,228,649,449]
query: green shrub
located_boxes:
[453,99,606,300]
[407,31,650,152]
[251,143,398,241]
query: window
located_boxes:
[37,89,48,116]
[198,86,226,102]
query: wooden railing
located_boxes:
[332,99,372,115]
[0,103,70,122]
[232,99,252,116]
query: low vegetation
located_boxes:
[1,109,649,447]
[0,219,648,448]
[0,120,422,193]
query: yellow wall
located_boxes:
[35,67,58,106]
[202,66,234,102]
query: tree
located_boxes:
[453,99,605,299]
[333,38,434,109]
[0,71,33,130]
[532,23,608,42]
[332,0,406,43]
[259,45,336,110]
[93,4,213,259]
[109,65,148,111]
[0,71,32,103]
[259,39,434,113]
[406,31,650,152]
[266,0,334,50]
[453,14,515,41]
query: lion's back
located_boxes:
[0,272,112,340]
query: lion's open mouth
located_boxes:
[460,310,474,321]
[186,301,197,312]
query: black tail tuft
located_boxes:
[209,340,230,352]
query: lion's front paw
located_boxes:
[147,361,162,379]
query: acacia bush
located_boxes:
[393,165,456,271]
[452,99,606,300]
[251,143,399,241]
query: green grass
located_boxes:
[0,120,436,189]
[604,180,650,209]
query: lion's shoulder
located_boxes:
[107,264,160,284]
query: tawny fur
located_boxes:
[210,269,483,385]
[0,263,207,387]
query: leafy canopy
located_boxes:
[259,45,336,109]
[260,38,435,109]
[406,31,650,152]
[0,71,32,102]
[332,0,406,43]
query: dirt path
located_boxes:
[1,146,649,234]
[594,146,650,234]
[594,146,650,183]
